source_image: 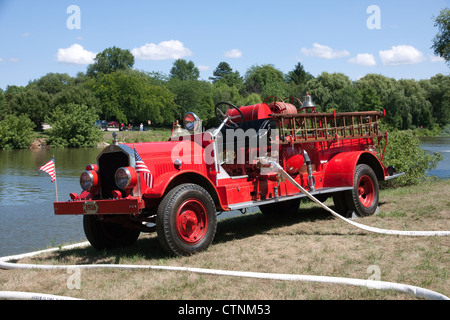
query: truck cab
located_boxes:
[54,94,402,256]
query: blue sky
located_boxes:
[0,0,448,90]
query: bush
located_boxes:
[0,114,35,150]
[46,103,102,148]
[382,130,443,187]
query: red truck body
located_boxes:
[54,95,402,255]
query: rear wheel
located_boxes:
[83,215,140,250]
[332,164,379,217]
[156,184,217,256]
[348,164,379,217]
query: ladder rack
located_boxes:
[271,110,385,144]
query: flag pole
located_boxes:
[133,144,142,198]
[54,155,58,202]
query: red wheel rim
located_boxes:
[176,199,208,245]
[357,175,375,207]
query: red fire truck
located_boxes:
[54,94,403,256]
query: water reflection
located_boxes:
[420,136,450,180]
[0,148,99,257]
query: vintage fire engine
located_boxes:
[54,94,402,256]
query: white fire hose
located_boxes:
[263,159,450,237]
[1,160,449,300]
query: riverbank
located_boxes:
[31,127,174,150]
[1,179,448,300]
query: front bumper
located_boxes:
[54,197,145,216]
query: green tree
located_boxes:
[286,62,314,86]
[46,103,102,148]
[355,74,403,127]
[0,114,35,150]
[398,79,433,129]
[212,82,242,106]
[28,73,74,95]
[306,72,352,111]
[5,89,52,130]
[211,62,244,89]
[170,59,200,81]
[360,88,382,112]
[51,85,100,114]
[167,79,214,124]
[87,70,178,125]
[86,46,135,77]
[245,64,287,98]
[432,7,450,65]
[420,74,450,127]
[0,89,5,115]
[333,86,362,112]
[210,62,233,83]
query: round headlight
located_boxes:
[115,167,138,189]
[80,171,98,191]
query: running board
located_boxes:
[227,186,352,211]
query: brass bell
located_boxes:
[301,92,316,109]
[171,120,190,138]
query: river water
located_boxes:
[1,137,449,257]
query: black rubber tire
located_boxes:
[156,183,217,256]
[348,164,379,217]
[259,198,301,215]
[83,215,140,250]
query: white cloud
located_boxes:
[224,49,242,58]
[301,43,350,59]
[9,57,20,63]
[379,45,425,66]
[0,57,3,62]
[131,40,192,60]
[348,53,376,66]
[56,44,96,64]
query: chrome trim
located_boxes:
[384,172,406,181]
[115,167,132,189]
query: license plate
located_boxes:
[83,201,99,214]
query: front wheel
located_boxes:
[156,184,217,256]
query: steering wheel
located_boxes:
[215,102,244,129]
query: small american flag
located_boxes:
[40,159,56,182]
[134,148,153,187]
